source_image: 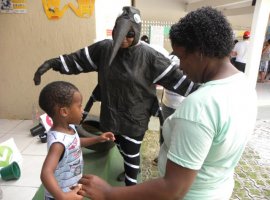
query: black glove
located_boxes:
[33,60,53,85]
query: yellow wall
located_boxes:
[0,1,98,119]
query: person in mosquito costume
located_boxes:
[33,6,198,186]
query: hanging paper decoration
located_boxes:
[42,0,96,20]
[68,0,95,18]
[42,0,69,20]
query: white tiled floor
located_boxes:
[0,120,47,200]
[0,82,269,200]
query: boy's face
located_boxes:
[67,91,83,125]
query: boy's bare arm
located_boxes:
[80,132,115,147]
[41,143,66,199]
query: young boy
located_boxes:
[39,81,115,200]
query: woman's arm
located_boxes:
[78,159,197,200]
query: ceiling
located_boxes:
[182,0,255,16]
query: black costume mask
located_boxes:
[109,6,142,65]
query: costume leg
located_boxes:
[234,61,246,72]
[152,102,175,166]
[160,103,176,145]
[115,134,144,186]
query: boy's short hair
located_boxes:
[39,81,79,117]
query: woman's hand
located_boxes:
[78,174,112,200]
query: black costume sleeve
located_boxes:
[33,41,110,85]
[155,66,199,96]
[44,40,111,76]
[51,44,101,74]
[149,50,199,97]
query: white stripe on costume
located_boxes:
[125,174,137,183]
[116,144,140,158]
[153,61,175,84]
[173,75,187,90]
[84,47,97,70]
[60,55,69,72]
[74,60,83,71]
[124,160,140,169]
[184,82,194,97]
[122,135,142,144]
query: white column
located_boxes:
[245,0,270,88]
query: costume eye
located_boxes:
[126,31,135,38]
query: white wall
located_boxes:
[95,0,131,41]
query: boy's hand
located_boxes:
[99,132,115,142]
[64,185,83,200]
